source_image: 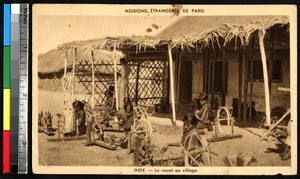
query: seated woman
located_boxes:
[161,113,198,152]
[194,92,213,131]
[160,113,212,166]
[101,85,116,115]
[98,85,117,127]
[117,97,134,131]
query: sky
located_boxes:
[37,16,181,54]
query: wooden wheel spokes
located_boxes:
[132,117,153,139]
[134,105,155,119]
[216,107,233,126]
[181,131,211,166]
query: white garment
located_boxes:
[63,109,74,133]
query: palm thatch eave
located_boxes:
[57,16,289,55]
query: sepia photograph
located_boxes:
[32,4,297,175]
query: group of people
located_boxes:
[72,90,215,147]
[72,85,136,145]
[162,92,215,152]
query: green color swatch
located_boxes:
[4,46,10,88]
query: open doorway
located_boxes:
[179,60,193,103]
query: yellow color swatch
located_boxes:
[3,89,10,130]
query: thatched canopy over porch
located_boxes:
[57,16,288,53]
[54,15,289,125]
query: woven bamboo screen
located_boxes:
[128,60,165,105]
[74,58,121,106]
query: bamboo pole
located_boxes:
[176,52,182,112]
[91,50,95,108]
[125,54,129,98]
[221,47,227,106]
[243,46,248,121]
[211,47,216,106]
[174,50,178,111]
[135,63,140,104]
[203,49,207,92]
[113,44,119,110]
[258,30,271,125]
[72,48,76,103]
[269,28,274,105]
[249,37,254,119]
[119,59,126,109]
[238,47,243,120]
[208,49,212,95]
[168,44,177,125]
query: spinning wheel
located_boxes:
[208,107,242,142]
[133,105,154,119]
[216,107,233,126]
[130,118,153,165]
[130,105,154,165]
[131,117,153,139]
[131,105,153,138]
[181,130,211,166]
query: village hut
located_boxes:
[39,15,290,125]
[156,16,290,125]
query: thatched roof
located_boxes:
[157,16,289,49]
[40,16,289,74]
[38,48,124,73]
[57,16,289,53]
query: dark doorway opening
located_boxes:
[179,60,193,103]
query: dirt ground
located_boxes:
[38,90,290,167]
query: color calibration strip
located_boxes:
[11,4,20,174]
[3,4,29,174]
[18,4,29,174]
[3,4,11,174]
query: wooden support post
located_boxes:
[119,61,127,109]
[203,49,207,93]
[162,59,169,107]
[113,44,119,110]
[124,53,130,98]
[249,37,254,119]
[211,47,216,106]
[168,43,177,125]
[243,46,249,122]
[135,62,140,105]
[238,47,243,120]
[222,46,227,106]
[176,52,182,112]
[269,28,274,105]
[91,50,95,108]
[208,48,212,96]
[258,30,271,125]
[174,50,178,111]
[72,48,76,103]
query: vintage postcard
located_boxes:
[32,4,297,175]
